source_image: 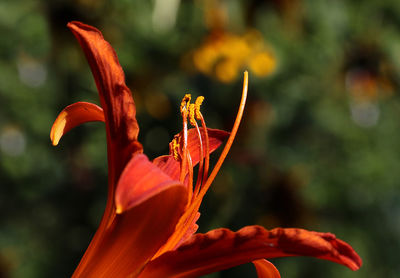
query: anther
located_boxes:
[170,135,181,161]
[194,96,204,120]
[180,94,191,115]
[189,103,197,126]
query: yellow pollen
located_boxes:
[171,135,181,160]
[180,94,191,115]
[194,96,204,120]
[189,103,196,126]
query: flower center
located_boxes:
[154,71,248,257]
[172,94,210,203]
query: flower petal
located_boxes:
[153,128,230,180]
[72,184,188,278]
[138,226,361,278]
[115,153,185,214]
[253,259,281,278]
[50,102,104,146]
[186,127,230,167]
[68,21,142,179]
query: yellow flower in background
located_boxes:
[191,30,276,82]
[249,52,276,77]
[215,58,239,83]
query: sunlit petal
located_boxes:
[73,184,188,278]
[115,153,186,213]
[50,102,104,146]
[253,259,281,278]
[139,226,361,277]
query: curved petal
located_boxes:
[186,128,229,167]
[115,154,184,213]
[50,102,104,146]
[138,226,362,278]
[68,21,142,179]
[72,182,188,278]
[253,259,281,278]
[153,128,230,180]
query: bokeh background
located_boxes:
[1,0,400,277]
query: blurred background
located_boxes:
[1,0,400,277]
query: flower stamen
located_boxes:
[194,96,204,120]
[155,72,248,258]
[180,94,191,115]
[189,103,196,126]
[179,94,190,183]
[187,96,207,200]
[198,112,210,196]
[170,135,181,161]
[186,150,194,203]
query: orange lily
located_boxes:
[50,22,362,278]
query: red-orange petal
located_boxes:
[186,128,229,166]
[153,128,229,181]
[138,226,362,278]
[50,102,104,146]
[72,184,188,278]
[253,259,281,278]
[115,153,185,214]
[67,21,142,178]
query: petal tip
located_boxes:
[50,115,67,146]
[66,21,82,33]
[115,205,123,214]
[67,21,103,39]
[50,132,61,146]
[253,259,281,278]
[51,140,59,146]
[67,21,86,30]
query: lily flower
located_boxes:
[50,21,362,278]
